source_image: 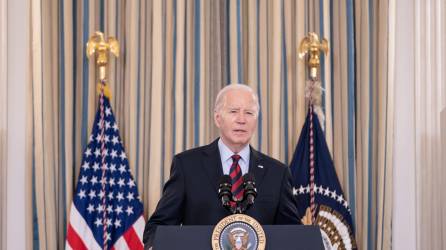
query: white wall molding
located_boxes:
[442,108,446,248]
[393,0,416,249]
[0,0,8,248]
[5,0,28,249]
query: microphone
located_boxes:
[218,175,233,209]
[242,173,257,209]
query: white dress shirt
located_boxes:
[218,138,250,175]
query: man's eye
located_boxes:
[229,110,237,113]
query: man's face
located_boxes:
[214,89,258,151]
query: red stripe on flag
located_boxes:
[66,224,88,250]
[123,226,144,250]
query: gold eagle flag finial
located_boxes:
[86,31,120,98]
[298,32,329,80]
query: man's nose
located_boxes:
[235,113,247,123]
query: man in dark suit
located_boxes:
[143,84,300,248]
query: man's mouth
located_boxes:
[233,129,247,133]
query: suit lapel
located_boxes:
[248,147,267,188]
[201,139,224,193]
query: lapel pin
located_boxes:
[257,165,264,169]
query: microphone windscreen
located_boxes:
[242,173,255,183]
[218,175,232,185]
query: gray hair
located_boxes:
[214,83,260,115]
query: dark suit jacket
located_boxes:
[143,139,300,247]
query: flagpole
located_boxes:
[298,32,329,224]
[86,31,120,250]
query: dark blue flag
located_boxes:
[290,109,357,249]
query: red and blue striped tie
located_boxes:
[230,154,244,202]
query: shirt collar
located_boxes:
[218,138,250,164]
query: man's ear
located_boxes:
[214,111,221,128]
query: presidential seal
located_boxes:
[211,214,266,250]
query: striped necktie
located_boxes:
[230,154,244,202]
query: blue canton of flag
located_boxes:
[66,96,145,250]
[290,110,357,250]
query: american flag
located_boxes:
[66,94,145,250]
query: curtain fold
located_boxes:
[27,0,393,249]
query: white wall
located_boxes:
[393,0,417,249]
[393,0,446,249]
[442,0,446,111]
